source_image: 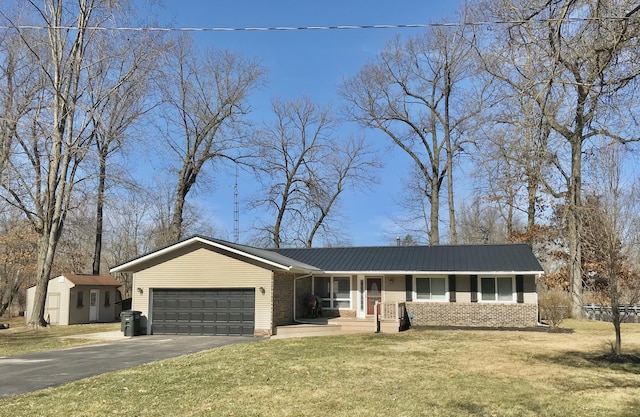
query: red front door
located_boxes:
[366,278,382,315]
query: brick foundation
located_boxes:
[254,328,272,337]
[406,302,537,328]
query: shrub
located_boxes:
[539,289,572,328]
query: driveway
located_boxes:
[0,333,256,399]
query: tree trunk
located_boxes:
[170,191,186,244]
[526,181,537,234]
[92,155,106,275]
[429,175,440,245]
[29,230,61,327]
[569,139,583,319]
[446,145,457,244]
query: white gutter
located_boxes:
[319,270,545,276]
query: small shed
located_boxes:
[25,274,122,325]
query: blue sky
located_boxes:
[139,0,465,246]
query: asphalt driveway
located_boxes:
[0,333,256,399]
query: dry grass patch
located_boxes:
[0,316,119,357]
[1,320,639,416]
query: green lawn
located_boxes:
[1,319,639,417]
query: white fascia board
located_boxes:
[110,236,293,273]
[319,270,545,275]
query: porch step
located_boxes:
[272,324,343,339]
[272,317,377,339]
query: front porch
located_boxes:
[273,302,409,339]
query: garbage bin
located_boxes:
[121,310,142,336]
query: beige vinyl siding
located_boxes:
[383,275,406,304]
[523,275,537,304]
[455,275,472,303]
[100,288,117,322]
[26,278,73,325]
[69,287,89,324]
[132,246,273,333]
[47,278,71,325]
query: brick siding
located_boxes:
[406,302,538,328]
[273,272,295,329]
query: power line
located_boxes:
[0,16,636,33]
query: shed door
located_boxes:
[45,293,60,325]
[152,289,255,336]
[89,289,99,322]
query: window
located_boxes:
[76,291,84,308]
[104,291,111,307]
[480,277,514,302]
[314,276,351,309]
[415,277,447,301]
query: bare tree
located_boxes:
[475,0,640,317]
[157,35,265,244]
[0,215,37,317]
[581,143,640,356]
[0,1,152,327]
[457,195,510,244]
[341,22,483,245]
[302,134,380,247]
[85,28,163,274]
[250,97,379,248]
[473,98,550,235]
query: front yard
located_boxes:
[0,317,120,356]
[0,319,639,416]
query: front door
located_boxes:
[366,278,382,315]
[89,289,99,322]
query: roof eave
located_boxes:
[318,270,545,275]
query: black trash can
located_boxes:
[121,310,142,336]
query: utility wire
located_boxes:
[0,16,637,32]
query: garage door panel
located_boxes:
[152,289,255,336]
[227,312,243,322]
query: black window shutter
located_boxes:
[405,275,413,301]
[470,275,478,303]
[516,275,524,303]
[448,275,456,302]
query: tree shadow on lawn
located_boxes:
[410,325,574,333]
[535,349,640,375]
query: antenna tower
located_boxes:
[234,164,239,243]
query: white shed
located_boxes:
[25,274,122,325]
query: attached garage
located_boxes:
[109,236,315,337]
[152,288,255,336]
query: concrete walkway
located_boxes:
[0,332,256,399]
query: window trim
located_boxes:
[478,276,516,303]
[413,275,449,302]
[313,276,352,310]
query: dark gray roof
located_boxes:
[111,235,543,274]
[270,244,544,273]
[203,237,321,271]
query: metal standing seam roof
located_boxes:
[109,235,322,273]
[110,235,544,274]
[270,244,544,273]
